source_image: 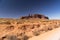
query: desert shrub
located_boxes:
[37,24,40,28]
[20,25,26,30]
[0,21,11,24]
[48,27,53,30]
[31,25,35,29]
[42,20,49,22]
[17,20,24,24]
[6,25,14,31]
[17,38,21,40]
[17,33,29,40]
[33,30,40,36]
[7,35,18,40]
[17,22,23,24]
[22,35,29,40]
[5,21,11,24]
[1,35,7,40]
[54,25,59,28]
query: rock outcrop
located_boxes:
[20,14,49,19]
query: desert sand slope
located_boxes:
[28,27,60,40]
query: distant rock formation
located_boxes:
[20,14,49,19]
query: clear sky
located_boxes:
[0,0,60,19]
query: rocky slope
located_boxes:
[0,18,60,40]
[0,14,60,40]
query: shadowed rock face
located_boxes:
[20,14,49,19]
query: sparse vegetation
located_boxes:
[6,35,18,40]
[22,35,29,40]
[0,21,11,24]
[6,25,14,31]
[33,30,40,36]
[0,14,60,40]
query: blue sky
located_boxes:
[0,0,60,19]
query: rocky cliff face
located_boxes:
[20,14,49,19]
